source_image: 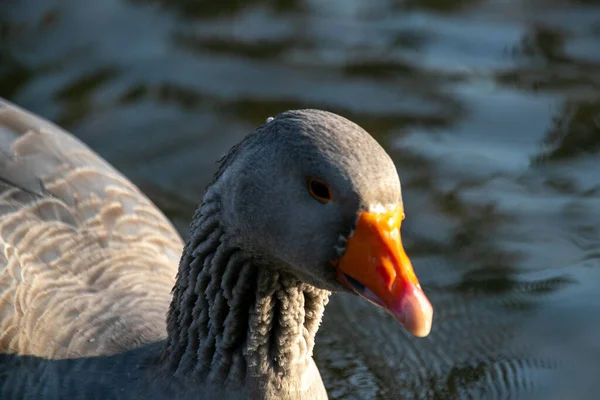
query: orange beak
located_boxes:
[333,206,433,337]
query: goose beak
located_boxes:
[333,206,433,337]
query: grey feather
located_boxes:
[0,100,183,361]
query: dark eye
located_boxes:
[308,178,333,203]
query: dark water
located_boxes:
[2,0,600,398]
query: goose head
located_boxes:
[217,109,433,337]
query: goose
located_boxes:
[0,97,433,400]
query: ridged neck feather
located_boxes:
[163,186,330,387]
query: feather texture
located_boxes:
[0,99,183,359]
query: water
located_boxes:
[2,0,600,398]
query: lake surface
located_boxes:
[2,0,600,398]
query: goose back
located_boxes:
[0,99,183,359]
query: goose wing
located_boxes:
[0,98,183,359]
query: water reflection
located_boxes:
[130,0,304,20]
[500,20,600,91]
[535,100,600,163]
[3,0,600,398]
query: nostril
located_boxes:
[376,264,395,289]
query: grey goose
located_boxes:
[0,98,433,399]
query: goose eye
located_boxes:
[308,179,333,203]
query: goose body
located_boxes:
[0,98,432,399]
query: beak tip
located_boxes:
[408,317,432,338]
[389,284,434,338]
